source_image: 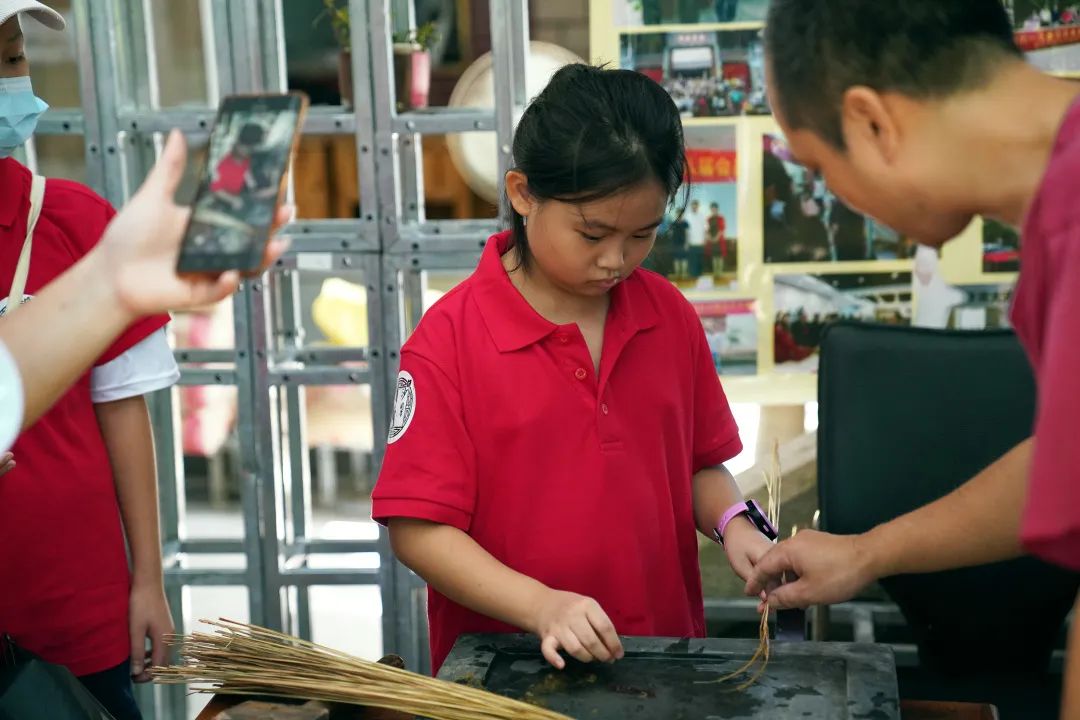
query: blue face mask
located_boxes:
[0,76,48,159]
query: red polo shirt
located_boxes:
[1013,96,1080,571]
[209,154,250,195]
[373,231,743,673]
[0,158,169,676]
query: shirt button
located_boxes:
[601,403,609,415]
[574,368,587,380]
[558,335,569,344]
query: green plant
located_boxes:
[316,0,351,51]
[392,21,440,51]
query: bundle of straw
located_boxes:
[701,438,784,691]
[152,619,571,720]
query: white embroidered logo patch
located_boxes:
[0,294,33,318]
[387,370,416,444]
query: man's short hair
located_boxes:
[765,0,1022,149]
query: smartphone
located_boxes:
[176,92,308,273]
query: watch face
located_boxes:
[746,501,779,540]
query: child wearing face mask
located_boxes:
[0,4,180,719]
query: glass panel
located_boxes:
[310,585,383,659]
[150,0,211,107]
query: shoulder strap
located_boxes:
[6,174,45,315]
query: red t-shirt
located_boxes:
[210,154,250,194]
[372,231,743,673]
[1014,96,1080,571]
[0,158,169,676]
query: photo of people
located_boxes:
[613,0,768,26]
[645,126,739,289]
[693,298,758,376]
[1011,0,1080,30]
[185,107,299,257]
[763,134,914,264]
[620,30,770,117]
[1009,1,1080,73]
[773,272,913,373]
[983,218,1021,273]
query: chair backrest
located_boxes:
[818,322,1079,673]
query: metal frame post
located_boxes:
[64,0,536,709]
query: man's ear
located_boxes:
[842,86,901,165]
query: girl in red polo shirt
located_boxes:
[372,64,776,674]
[209,122,266,209]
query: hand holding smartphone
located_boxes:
[177,92,308,273]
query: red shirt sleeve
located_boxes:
[1021,235,1080,570]
[371,350,478,531]
[687,302,743,471]
[60,192,170,365]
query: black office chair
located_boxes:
[817,322,1079,718]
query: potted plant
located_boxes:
[392,21,439,112]
[318,0,354,107]
[319,0,438,112]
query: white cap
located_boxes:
[0,0,65,31]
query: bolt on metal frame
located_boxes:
[36,0,529,717]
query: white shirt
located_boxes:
[90,327,180,403]
[0,328,179,455]
[0,339,23,454]
[913,246,965,329]
[686,208,707,247]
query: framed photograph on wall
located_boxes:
[762,133,914,264]
[619,29,769,117]
[693,298,759,376]
[647,124,740,290]
[613,0,768,27]
[772,272,913,374]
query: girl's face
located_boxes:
[507,174,669,298]
[1,18,29,80]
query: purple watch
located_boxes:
[713,499,779,546]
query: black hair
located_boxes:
[238,122,266,147]
[505,64,688,270]
[765,0,1022,149]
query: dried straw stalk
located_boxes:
[701,438,784,690]
[152,619,570,720]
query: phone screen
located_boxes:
[177,93,307,273]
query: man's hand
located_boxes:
[744,530,877,611]
[128,581,175,682]
[99,130,292,319]
[0,452,14,477]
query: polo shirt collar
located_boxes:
[471,231,659,353]
[0,158,29,229]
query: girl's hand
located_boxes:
[0,452,14,477]
[128,580,175,682]
[530,589,624,670]
[722,515,775,587]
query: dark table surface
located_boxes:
[195,634,998,720]
[196,695,998,720]
[438,634,899,720]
